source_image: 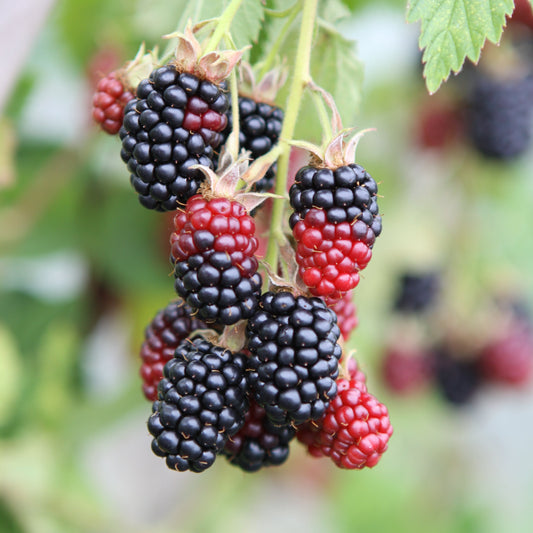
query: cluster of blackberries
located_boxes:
[382,276,533,405]
[92,50,389,473]
[142,292,345,472]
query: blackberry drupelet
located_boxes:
[289,163,381,239]
[393,272,440,313]
[466,74,533,160]
[246,291,342,425]
[171,195,262,326]
[140,299,207,401]
[220,96,283,191]
[148,337,248,473]
[120,65,229,211]
[223,398,295,472]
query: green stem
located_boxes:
[204,0,245,54]
[265,0,318,271]
[264,2,301,18]
[225,36,241,161]
[259,2,301,79]
[310,88,333,143]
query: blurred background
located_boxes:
[1,1,533,532]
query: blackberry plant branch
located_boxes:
[265,0,318,272]
[258,2,301,79]
[309,86,333,142]
[224,35,241,161]
[204,0,245,54]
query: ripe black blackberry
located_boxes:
[223,398,295,472]
[119,64,229,211]
[173,251,263,325]
[148,337,248,472]
[466,73,533,160]
[246,291,342,425]
[220,96,283,191]
[393,271,440,314]
[140,299,207,401]
[432,347,480,406]
[289,163,382,243]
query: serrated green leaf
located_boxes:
[407,0,514,93]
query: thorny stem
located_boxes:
[265,0,318,271]
[258,2,301,79]
[204,0,245,54]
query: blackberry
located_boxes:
[223,398,295,472]
[433,347,480,406]
[220,96,283,191]
[298,375,393,469]
[171,195,263,326]
[148,338,248,473]
[92,71,134,135]
[140,299,207,401]
[119,65,229,211]
[246,291,342,425]
[466,73,533,160]
[393,272,440,314]
[174,251,263,325]
[289,163,381,240]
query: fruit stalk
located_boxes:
[204,0,245,54]
[265,0,318,271]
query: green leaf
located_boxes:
[231,0,265,49]
[0,325,22,427]
[407,0,514,93]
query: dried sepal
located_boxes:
[290,128,374,170]
[217,321,248,353]
[122,43,159,91]
[308,80,343,136]
[262,239,309,296]
[192,152,280,212]
[163,24,245,84]
[238,62,287,104]
[344,128,376,166]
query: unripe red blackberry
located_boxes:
[478,321,533,386]
[381,345,433,395]
[289,129,381,303]
[92,71,134,135]
[140,299,207,401]
[148,337,248,473]
[223,398,295,472]
[297,369,393,469]
[292,208,373,302]
[329,290,358,341]
[171,195,262,326]
[246,291,342,425]
[220,96,283,191]
[120,66,229,210]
